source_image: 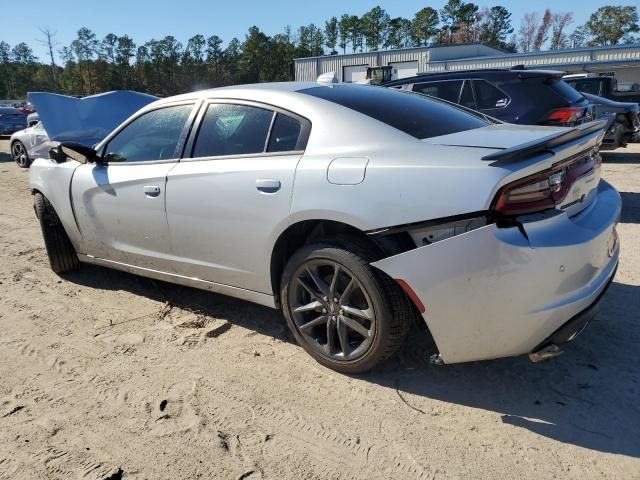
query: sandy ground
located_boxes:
[0,138,638,480]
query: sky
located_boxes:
[1,0,638,62]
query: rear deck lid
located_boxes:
[423,123,567,150]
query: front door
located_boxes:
[166,101,310,294]
[70,103,196,271]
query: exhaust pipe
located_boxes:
[529,344,563,363]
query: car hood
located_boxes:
[423,123,569,150]
[27,90,157,146]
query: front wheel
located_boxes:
[280,240,411,374]
[34,193,79,274]
[11,141,30,168]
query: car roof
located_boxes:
[383,68,564,87]
[152,82,322,105]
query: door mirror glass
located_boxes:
[59,142,99,164]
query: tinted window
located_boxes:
[413,80,464,103]
[474,80,509,109]
[549,80,584,103]
[267,114,302,152]
[104,104,192,162]
[193,104,273,158]
[459,81,476,109]
[301,85,487,139]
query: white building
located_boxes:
[294,43,640,84]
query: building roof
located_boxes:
[293,42,507,62]
[427,43,640,64]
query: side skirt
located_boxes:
[77,254,277,309]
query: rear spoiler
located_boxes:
[481,120,608,163]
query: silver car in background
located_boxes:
[29,83,620,373]
[10,121,52,168]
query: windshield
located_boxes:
[300,85,488,139]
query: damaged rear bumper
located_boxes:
[372,180,621,364]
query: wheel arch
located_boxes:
[269,219,412,307]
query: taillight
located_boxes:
[546,107,586,125]
[492,151,601,216]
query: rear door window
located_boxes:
[192,104,274,158]
[412,80,464,104]
[474,80,509,109]
[267,113,302,153]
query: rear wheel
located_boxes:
[34,193,79,274]
[281,239,411,373]
[11,141,30,168]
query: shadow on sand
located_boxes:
[601,150,640,164]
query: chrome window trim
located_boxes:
[184,98,311,161]
[182,150,304,163]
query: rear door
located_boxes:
[71,102,197,271]
[165,101,310,294]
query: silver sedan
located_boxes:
[29,83,620,373]
[10,121,52,168]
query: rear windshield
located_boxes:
[549,80,585,103]
[300,85,487,139]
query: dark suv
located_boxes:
[383,67,596,128]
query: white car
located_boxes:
[10,121,52,168]
[29,83,620,373]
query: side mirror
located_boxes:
[48,146,67,163]
[59,142,100,164]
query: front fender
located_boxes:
[29,158,83,249]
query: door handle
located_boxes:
[143,185,161,197]
[256,179,281,193]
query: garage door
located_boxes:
[390,61,418,80]
[343,65,369,83]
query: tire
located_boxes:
[11,141,31,168]
[280,238,412,374]
[34,193,79,274]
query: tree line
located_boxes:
[1,2,638,99]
